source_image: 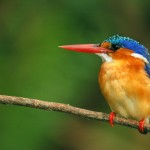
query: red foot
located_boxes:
[138,119,145,133]
[109,112,116,127]
[138,119,148,134]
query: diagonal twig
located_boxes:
[0,94,150,133]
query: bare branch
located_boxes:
[0,94,150,133]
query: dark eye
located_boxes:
[110,44,122,51]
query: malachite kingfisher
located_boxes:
[59,35,150,134]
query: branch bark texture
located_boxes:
[0,95,150,133]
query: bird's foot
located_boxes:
[109,112,116,127]
[138,119,147,134]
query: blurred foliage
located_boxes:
[0,0,150,150]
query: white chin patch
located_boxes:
[131,53,149,64]
[95,53,113,62]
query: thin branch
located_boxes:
[0,94,150,133]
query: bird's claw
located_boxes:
[109,112,116,127]
[138,119,147,134]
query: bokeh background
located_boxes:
[0,0,150,150]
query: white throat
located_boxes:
[96,53,113,62]
[96,53,149,64]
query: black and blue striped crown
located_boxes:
[104,35,150,75]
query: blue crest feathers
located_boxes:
[104,35,150,76]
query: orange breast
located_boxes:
[98,53,150,121]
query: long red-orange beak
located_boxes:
[59,44,113,53]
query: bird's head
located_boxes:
[59,35,150,75]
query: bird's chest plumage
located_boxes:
[99,60,150,120]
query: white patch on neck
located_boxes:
[96,53,113,62]
[131,53,149,64]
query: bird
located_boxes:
[59,35,150,134]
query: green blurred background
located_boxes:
[0,0,150,150]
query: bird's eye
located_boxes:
[99,42,122,51]
[110,44,122,51]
